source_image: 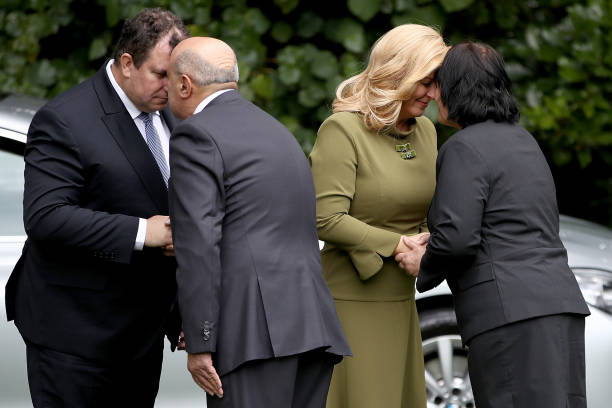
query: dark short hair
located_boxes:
[113,8,190,68]
[436,42,520,128]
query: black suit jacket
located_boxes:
[5,64,181,361]
[417,121,589,343]
[169,91,350,375]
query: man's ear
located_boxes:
[179,74,193,98]
[119,53,134,78]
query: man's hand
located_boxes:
[162,244,174,257]
[410,232,430,246]
[177,331,186,351]
[145,215,172,248]
[188,352,223,398]
[395,236,427,277]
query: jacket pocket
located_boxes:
[45,268,107,290]
[454,262,494,291]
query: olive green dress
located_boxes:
[309,111,437,408]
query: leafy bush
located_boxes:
[1,0,609,225]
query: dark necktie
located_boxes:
[138,112,169,186]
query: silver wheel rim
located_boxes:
[423,334,475,408]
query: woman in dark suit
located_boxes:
[396,42,590,408]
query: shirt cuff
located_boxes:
[134,218,147,251]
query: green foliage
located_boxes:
[348,0,382,21]
[439,0,474,13]
[514,0,612,167]
[515,0,612,225]
[0,0,610,226]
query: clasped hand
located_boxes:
[144,215,174,256]
[394,233,429,277]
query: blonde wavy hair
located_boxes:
[333,24,449,131]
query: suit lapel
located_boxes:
[92,64,169,213]
[161,105,178,130]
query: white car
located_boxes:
[1,95,611,407]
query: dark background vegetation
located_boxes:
[1,0,610,226]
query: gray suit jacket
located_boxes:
[417,121,589,344]
[169,91,350,375]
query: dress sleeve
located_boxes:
[309,115,401,280]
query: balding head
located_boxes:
[172,37,239,86]
[168,37,239,119]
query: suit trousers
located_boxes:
[206,349,336,408]
[25,339,163,408]
[467,313,586,408]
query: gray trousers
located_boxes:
[467,313,586,408]
[207,349,336,408]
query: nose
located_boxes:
[426,84,438,99]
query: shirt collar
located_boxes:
[193,89,234,115]
[105,60,161,120]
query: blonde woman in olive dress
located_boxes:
[309,24,448,408]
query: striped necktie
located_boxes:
[138,112,169,186]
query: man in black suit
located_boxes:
[5,8,189,407]
[396,43,590,407]
[166,37,351,407]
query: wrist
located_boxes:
[393,236,405,256]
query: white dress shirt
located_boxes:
[193,89,233,114]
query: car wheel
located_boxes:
[420,308,475,408]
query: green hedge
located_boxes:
[1,0,610,226]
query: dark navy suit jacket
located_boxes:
[6,64,181,361]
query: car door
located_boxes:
[0,132,30,407]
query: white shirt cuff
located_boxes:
[134,218,147,251]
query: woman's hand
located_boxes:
[395,235,428,277]
[393,233,430,255]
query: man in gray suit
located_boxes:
[166,37,350,407]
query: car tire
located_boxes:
[420,308,459,339]
[419,308,475,408]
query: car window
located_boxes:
[0,147,25,235]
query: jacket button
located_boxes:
[201,328,210,341]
